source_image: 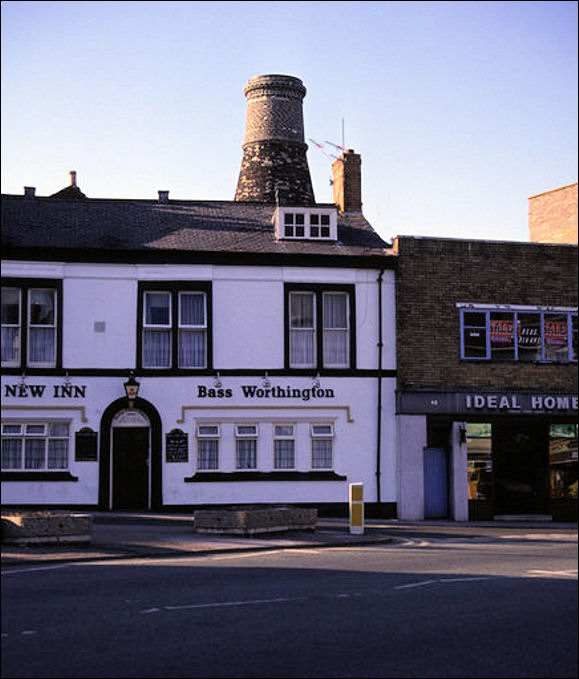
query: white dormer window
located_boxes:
[274,207,338,241]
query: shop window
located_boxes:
[139,283,211,371]
[235,424,258,470]
[460,307,577,363]
[311,424,334,469]
[1,422,70,471]
[197,424,219,470]
[466,423,492,501]
[549,424,578,502]
[1,280,62,370]
[273,424,295,469]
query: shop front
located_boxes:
[398,390,578,522]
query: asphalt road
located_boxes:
[2,531,577,678]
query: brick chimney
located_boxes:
[332,149,362,214]
[235,74,315,205]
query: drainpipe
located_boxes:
[376,269,385,505]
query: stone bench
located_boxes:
[1,512,93,545]
[194,505,317,536]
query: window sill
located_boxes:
[1,471,79,482]
[184,471,346,482]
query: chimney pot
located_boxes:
[24,186,36,198]
[69,171,77,187]
[158,190,170,203]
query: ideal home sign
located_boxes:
[399,391,578,416]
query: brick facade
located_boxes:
[393,236,578,392]
[529,182,578,245]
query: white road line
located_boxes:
[141,596,309,614]
[1,563,72,575]
[393,579,438,590]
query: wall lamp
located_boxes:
[124,370,140,407]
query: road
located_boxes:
[2,530,577,678]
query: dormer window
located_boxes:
[274,207,338,241]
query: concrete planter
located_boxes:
[1,512,93,545]
[195,505,317,536]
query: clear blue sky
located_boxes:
[1,0,577,243]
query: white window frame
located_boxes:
[322,291,350,369]
[289,291,317,369]
[274,207,338,241]
[196,424,220,471]
[1,421,70,471]
[311,423,334,470]
[235,424,258,470]
[143,291,172,369]
[1,287,21,367]
[178,291,207,369]
[273,424,296,470]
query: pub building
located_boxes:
[1,75,399,515]
[394,235,578,522]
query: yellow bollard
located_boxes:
[349,483,364,535]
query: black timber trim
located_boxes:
[184,471,347,482]
[2,246,397,270]
[1,471,78,482]
[1,367,396,378]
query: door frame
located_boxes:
[99,397,163,511]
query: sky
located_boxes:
[1,0,577,244]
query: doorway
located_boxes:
[493,421,549,515]
[424,447,449,518]
[112,426,150,510]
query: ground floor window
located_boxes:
[196,424,219,470]
[1,421,70,470]
[235,424,258,469]
[193,421,336,473]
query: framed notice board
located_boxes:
[166,429,189,463]
[75,427,98,461]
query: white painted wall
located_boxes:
[2,259,398,509]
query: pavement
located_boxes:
[1,512,577,568]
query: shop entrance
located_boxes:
[492,421,549,516]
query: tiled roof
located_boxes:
[1,195,395,263]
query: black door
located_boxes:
[112,427,149,510]
[493,422,549,515]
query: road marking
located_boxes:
[393,579,438,590]
[141,596,309,614]
[1,563,72,575]
[207,550,283,560]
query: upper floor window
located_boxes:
[1,279,61,369]
[460,305,578,363]
[138,283,211,371]
[286,284,355,370]
[274,207,338,241]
